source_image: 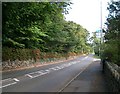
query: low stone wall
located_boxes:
[103,62,120,92]
[1,56,78,71]
[2,59,35,71]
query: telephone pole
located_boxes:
[100,0,103,57]
[100,0,103,44]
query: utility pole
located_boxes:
[100,0,103,59]
[100,0,103,44]
[99,0,103,57]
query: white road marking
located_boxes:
[0,82,17,89]
[54,67,61,70]
[56,66,62,70]
[30,74,43,79]
[13,78,19,82]
[60,64,66,68]
[93,58,100,61]
[82,56,88,60]
[25,74,33,78]
[59,65,64,69]
[50,67,58,70]
[65,63,71,67]
[30,71,49,79]
[27,71,37,75]
[44,70,50,72]
[1,57,81,88]
[37,71,43,74]
[1,78,12,82]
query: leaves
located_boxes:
[102,0,120,65]
[2,2,91,54]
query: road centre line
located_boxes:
[56,66,62,70]
[1,78,12,82]
[93,58,100,61]
[37,71,43,74]
[13,78,19,82]
[1,59,80,88]
[29,63,78,79]
[29,71,49,79]
[25,63,75,79]
[58,65,64,69]
[44,70,50,72]
[25,74,33,78]
[49,67,57,70]
[0,82,17,89]
[82,56,88,60]
[29,73,44,79]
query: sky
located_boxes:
[64,0,111,34]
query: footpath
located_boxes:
[61,60,109,92]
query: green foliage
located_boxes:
[102,1,120,65]
[2,48,80,62]
[2,2,92,62]
[2,48,33,61]
[2,2,68,49]
[91,32,100,56]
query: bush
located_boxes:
[2,47,82,63]
[2,47,38,61]
[102,42,120,66]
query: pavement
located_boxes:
[61,60,108,92]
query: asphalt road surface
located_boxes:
[1,54,95,92]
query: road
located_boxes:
[2,54,95,92]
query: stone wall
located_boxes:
[2,59,35,71]
[103,62,120,92]
[1,56,77,71]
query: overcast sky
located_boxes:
[64,0,111,34]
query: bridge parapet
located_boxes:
[103,62,120,92]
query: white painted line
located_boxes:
[60,65,66,68]
[44,70,50,72]
[25,74,33,78]
[65,64,71,67]
[93,58,101,61]
[56,66,62,70]
[41,72,48,75]
[13,78,19,82]
[68,63,71,65]
[59,66,64,69]
[62,64,67,66]
[37,71,43,74]
[50,67,58,70]
[82,56,88,60]
[1,78,12,82]
[0,82,17,88]
[49,68,56,71]
[28,72,36,75]
[71,62,75,64]
[31,74,42,78]
[54,67,61,70]
[31,71,49,79]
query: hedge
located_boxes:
[2,48,39,61]
[2,47,81,62]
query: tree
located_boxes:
[2,2,71,49]
[102,0,120,65]
[2,2,91,55]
